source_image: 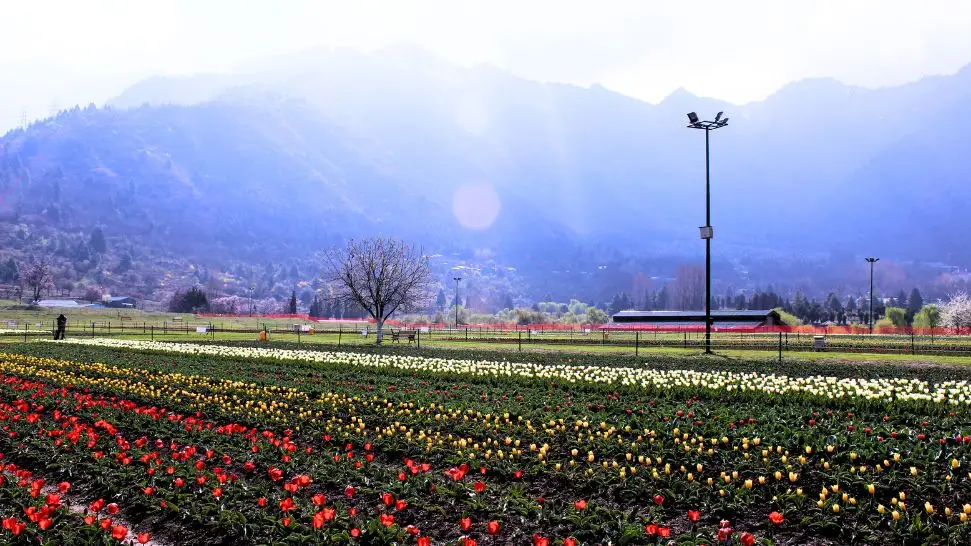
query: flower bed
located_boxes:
[0,341,968,544]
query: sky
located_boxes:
[2,0,971,132]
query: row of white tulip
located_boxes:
[43,338,971,405]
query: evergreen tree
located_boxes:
[436,289,447,311]
[608,293,633,315]
[89,227,106,254]
[168,287,209,313]
[906,288,924,322]
[895,289,909,312]
[655,285,670,310]
[288,290,298,314]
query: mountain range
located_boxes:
[1,46,969,305]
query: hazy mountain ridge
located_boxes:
[1,47,969,303]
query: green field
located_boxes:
[4,302,971,365]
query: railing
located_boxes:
[3,318,971,357]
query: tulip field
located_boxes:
[1,339,970,544]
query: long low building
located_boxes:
[607,309,783,330]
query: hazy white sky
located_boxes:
[2,0,970,131]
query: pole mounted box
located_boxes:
[699,226,714,239]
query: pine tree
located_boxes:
[907,288,924,322]
[288,290,298,314]
[89,227,106,254]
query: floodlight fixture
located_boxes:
[687,112,699,125]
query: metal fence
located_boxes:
[4,318,971,358]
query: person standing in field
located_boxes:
[54,314,67,340]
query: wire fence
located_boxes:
[4,317,971,358]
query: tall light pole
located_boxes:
[865,257,879,334]
[686,112,728,354]
[453,277,462,330]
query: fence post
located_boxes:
[684,331,687,349]
[465,327,468,342]
[911,330,915,355]
[601,330,605,345]
[518,331,522,352]
[151,325,154,341]
[778,332,782,363]
[92,322,95,337]
[107,322,111,335]
[338,325,342,347]
[417,328,420,349]
[635,331,639,356]
[24,323,27,343]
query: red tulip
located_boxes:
[463,538,477,546]
[380,514,395,527]
[769,511,784,525]
[257,497,267,507]
[473,481,486,493]
[282,517,291,527]
[106,503,120,515]
[212,487,222,498]
[563,539,577,546]
[84,516,96,526]
[396,499,408,511]
[45,494,61,507]
[740,532,755,546]
[137,533,151,544]
[645,523,658,535]
[57,481,71,493]
[653,494,664,505]
[417,538,430,546]
[345,485,357,497]
[487,520,501,535]
[533,535,550,546]
[350,528,361,538]
[38,518,52,530]
[717,527,733,542]
[658,527,671,538]
[279,498,296,512]
[688,510,701,522]
[111,524,129,541]
[312,494,326,506]
[461,517,472,530]
[574,499,587,510]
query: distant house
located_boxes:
[608,309,783,330]
[104,296,137,309]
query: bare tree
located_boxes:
[22,256,55,303]
[673,264,705,311]
[322,238,434,344]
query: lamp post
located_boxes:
[686,111,729,354]
[453,277,462,330]
[865,257,879,333]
